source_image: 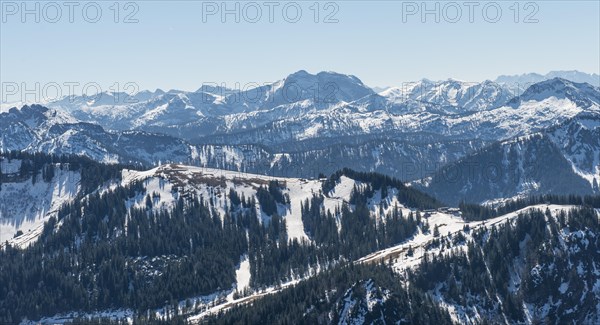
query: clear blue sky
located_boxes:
[1,0,599,95]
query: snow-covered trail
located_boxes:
[187,277,306,323]
[357,204,580,269]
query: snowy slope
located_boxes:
[358,204,577,268]
[6,75,600,192]
[496,70,600,89]
[547,113,600,188]
[417,137,589,205]
[0,159,81,248]
[417,112,600,205]
[41,72,596,146]
[381,79,513,113]
[0,105,198,165]
[359,204,600,324]
[183,203,590,323]
[120,165,412,243]
[191,78,600,146]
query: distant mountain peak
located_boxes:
[195,84,233,95]
[507,77,600,108]
[495,70,600,88]
[283,70,366,85]
[289,69,310,77]
[525,77,595,93]
[4,104,50,120]
[272,70,373,105]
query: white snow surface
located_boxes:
[0,162,81,248]
[120,165,412,244]
[357,204,579,269]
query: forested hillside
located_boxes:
[0,154,443,323]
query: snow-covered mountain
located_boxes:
[0,159,432,250]
[416,112,600,205]
[547,113,600,189]
[49,90,217,137]
[4,70,600,324]
[192,77,599,146]
[0,157,81,248]
[0,105,485,181]
[120,164,424,243]
[37,72,598,149]
[496,70,600,90]
[0,105,197,165]
[506,77,600,108]
[36,72,513,141]
[45,70,375,139]
[381,79,513,113]
[3,156,600,324]
[4,73,600,208]
[4,75,600,195]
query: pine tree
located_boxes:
[433,224,440,237]
[145,194,153,209]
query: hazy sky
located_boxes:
[1,0,599,98]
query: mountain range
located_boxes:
[2,67,600,323]
[495,70,600,89]
[2,70,599,205]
